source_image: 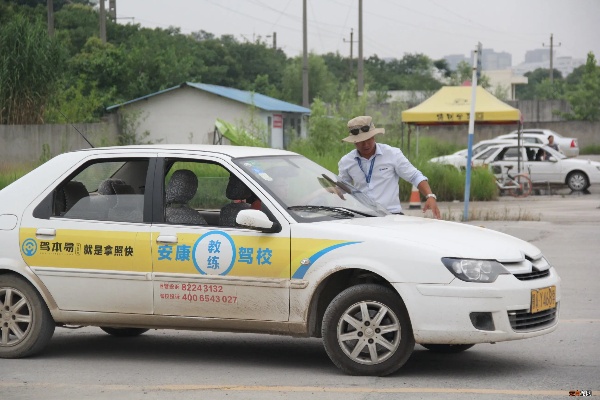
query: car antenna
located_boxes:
[58,110,94,148]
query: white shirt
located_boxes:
[338,143,427,213]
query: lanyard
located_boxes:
[356,156,377,184]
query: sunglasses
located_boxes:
[349,123,373,135]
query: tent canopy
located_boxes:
[401,86,521,125]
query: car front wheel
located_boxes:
[567,171,589,191]
[0,275,55,358]
[322,284,414,376]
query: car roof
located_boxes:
[70,144,296,159]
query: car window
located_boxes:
[234,155,388,222]
[53,159,149,223]
[163,159,265,227]
[495,147,520,161]
[474,147,498,161]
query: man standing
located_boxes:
[338,115,441,218]
[545,135,560,160]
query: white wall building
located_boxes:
[484,70,528,100]
[106,82,311,149]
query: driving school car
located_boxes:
[0,145,560,376]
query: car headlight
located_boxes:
[441,257,509,283]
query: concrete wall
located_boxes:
[505,99,572,123]
[403,120,600,148]
[375,99,599,148]
[0,115,119,165]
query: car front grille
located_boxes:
[513,268,550,281]
[508,306,558,332]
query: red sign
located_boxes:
[273,114,283,128]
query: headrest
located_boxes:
[166,170,198,204]
[226,175,252,201]
[98,179,126,195]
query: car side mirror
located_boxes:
[548,156,558,163]
[235,209,280,233]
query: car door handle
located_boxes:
[157,235,178,244]
[36,228,56,238]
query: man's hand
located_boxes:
[423,197,441,219]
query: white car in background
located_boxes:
[429,139,517,170]
[473,142,600,191]
[496,129,579,158]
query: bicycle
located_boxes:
[494,165,533,198]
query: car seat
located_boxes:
[164,170,207,225]
[54,181,89,216]
[219,175,253,227]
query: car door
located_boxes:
[150,154,291,321]
[526,146,564,184]
[19,154,155,314]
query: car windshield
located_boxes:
[234,155,389,221]
[540,145,567,159]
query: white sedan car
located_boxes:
[496,129,579,158]
[0,145,560,376]
[429,139,517,170]
[473,143,600,191]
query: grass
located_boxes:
[580,144,600,155]
[0,162,36,191]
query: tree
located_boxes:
[280,53,338,105]
[515,68,562,99]
[449,60,491,88]
[0,14,65,124]
[563,52,600,121]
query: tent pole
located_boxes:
[407,125,411,157]
[401,123,404,150]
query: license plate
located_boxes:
[530,286,556,314]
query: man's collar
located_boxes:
[354,143,382,160]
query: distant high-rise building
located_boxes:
[443,54,469,71]
[512,55,584,78]
[524,49,549,63]
[469,49,512,71]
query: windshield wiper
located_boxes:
[287,205,357,218]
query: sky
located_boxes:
[115,0,599,66]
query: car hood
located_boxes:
[325,215,539,262]
[563,158,600,167]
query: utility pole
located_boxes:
[99,0,107,43]
[108,0,117,21]
[302,0,309,108]
[343,28,356,76]
[543,33,561,83]
[357,0,364,93]
[47,0,54,36]
[267,32,277,50]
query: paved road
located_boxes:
[2,193,599,399]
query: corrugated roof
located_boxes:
[106,82,310,114]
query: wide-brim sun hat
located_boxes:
[342,115,385,143]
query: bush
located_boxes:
[581,144,600,155]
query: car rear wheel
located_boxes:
[421,344,475,353]
[567,171,589,191]
[100,327,149,337]
[322,284,414,376]
[0,275,55,358]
